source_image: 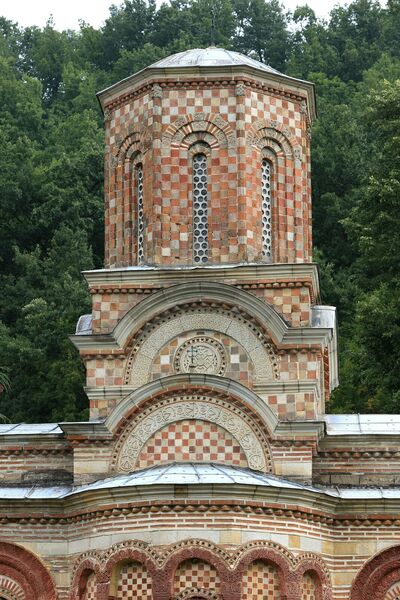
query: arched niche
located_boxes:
[173,559,222,600]
[112,281,285,357]
[110,381,273,473]
[124,309,277,388]
[0,542,57,600]
[351,545,400,600]
[109,560,153,599]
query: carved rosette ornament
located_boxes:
[174,337,227,375]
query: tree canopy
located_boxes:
[0,0,399,421]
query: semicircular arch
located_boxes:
[111,389,272,473]
[106,373,278,437]
[112,282,288,352]
[350,545,400,600]
[163,113,235,150]
[0,542,57,600]
[124,307,277,388]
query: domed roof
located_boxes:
[150,47,281,75]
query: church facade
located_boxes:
[0,47,400,600]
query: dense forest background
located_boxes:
[0,0,399,422]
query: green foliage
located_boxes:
[0,0,400,420]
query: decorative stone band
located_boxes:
[71,280,332,354]
[3,499,400,529]
[101,76,308,114]
[114,396,270,473]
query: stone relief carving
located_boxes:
[116,397,268,473]
[174,337,227,375]
[124,309,277,387]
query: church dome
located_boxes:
[149,46,282,75]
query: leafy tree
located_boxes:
[233,0,290,70]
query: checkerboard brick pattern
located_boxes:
[104,74,311,268]
[241,560,281,599]
[385,582,400,600]
[136,419,248,469]
[116,561,152,599]
[301,573,317,600]
[174,559,221,596]
[151,331,253,387]
[82,573,97,600]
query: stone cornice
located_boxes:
[2,492,400,528]
[318,434,400,449]
[86,380,321,402]
[82,263,320,296]
[97,67,316,121]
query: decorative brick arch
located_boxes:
[163,113,235,150]
[161,541,231,600]
[101,543,158,581]
[109,381,275,473]
[294,554,333,600]
[0,542,57,600]
[248,119,300,157]
[107,129,148,266]
[234,544,294,599]
[69,556,101,600]
[247,119,304,263]
[111,281,292,352]
[351,545,400,600]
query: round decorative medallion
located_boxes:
[174,337,226,375]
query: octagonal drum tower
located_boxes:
[70,47,338,598]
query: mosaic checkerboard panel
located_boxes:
[151,331,253,387]
[136,419,248,469]
[174,559,221,596]
[301,573,317,600]
[241,560,281,599]
[385,583,400,600]
[82,573,97,600]
[116,561,152,599]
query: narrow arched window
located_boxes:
[261,158,272,259]
[135,163,144,263]
[192,153,208,263]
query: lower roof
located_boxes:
[1,463,400,500]
[2,414,400,437]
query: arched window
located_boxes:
[261,158,272,259]
[192,153,209,264]
[135,163,144,263]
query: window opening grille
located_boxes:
[192,154,208,263]
[136,164,144,263]
[261,159,272,258]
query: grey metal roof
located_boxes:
[0,423,63,435]
[1,463,400,500]
[150,47,281,75]
[325,414,400,435]
[67,463,316,495]
[75,314,93,335]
